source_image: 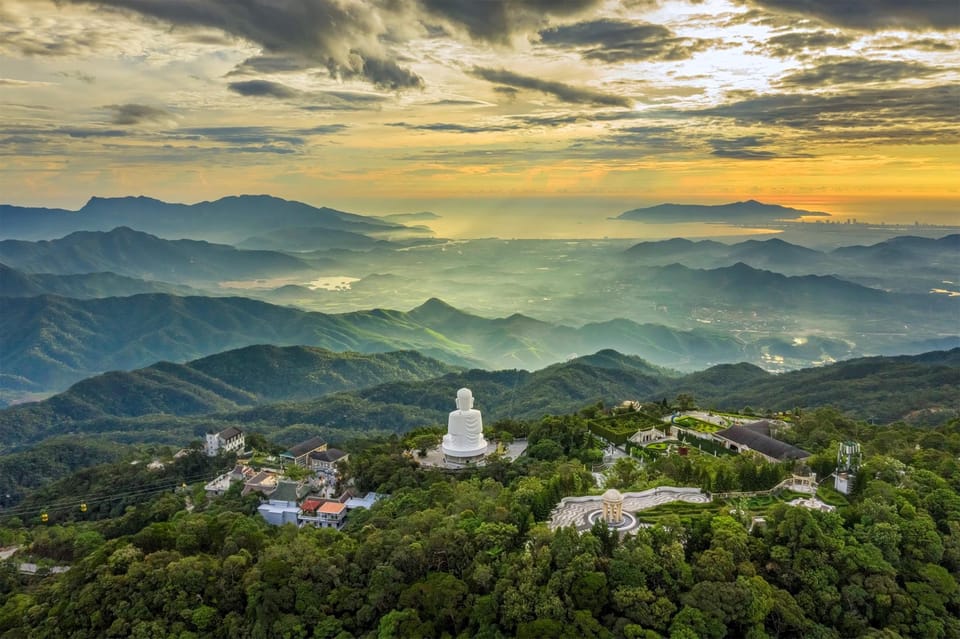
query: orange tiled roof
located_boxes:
[317,501,346,514]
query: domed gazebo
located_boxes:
[601,488,624,526]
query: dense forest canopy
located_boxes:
[0,407,957,638]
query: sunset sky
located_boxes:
[1,0,957,233]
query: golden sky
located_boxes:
[1,0,957,230]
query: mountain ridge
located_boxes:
[2,346,954,452]
[618,200,831,223]
[0,194,408,243]
[0,226,316,282]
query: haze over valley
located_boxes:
[0,195,956,406]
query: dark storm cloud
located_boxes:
[228,79,301,99]
[694,84,960,130]
[881,38,958,53]
[759,31,855,58]
[741,0,960,30]
[359,56,424,91]
[470,67,631,107]
[105,104,173,125]
[539,19,716,62]
[228,54,316,76]
[417,0,601,43]
[64,0,424,89]
[778,58,945,87]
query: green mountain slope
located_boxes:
[0,294,746,394]
[220,348,960,434]
[0,347,955,463]
[0,346,458,448]
[0,262,200,298]
[0,227,314,282]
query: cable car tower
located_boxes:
[834,441,861,495]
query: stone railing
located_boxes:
[555,486,704,506]
[711,475,817,500]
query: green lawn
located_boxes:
[816,483,850,507]
[674,416,724,434]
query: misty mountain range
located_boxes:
[1,194,956,405]
[625,235,959,292]
[2,345,956,454]
[0,194,411,243]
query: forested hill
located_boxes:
[659,349,960,421]
[3,405,957,638]
[222,348,959,433]
[0,293,749,395]
[0,347,459,448]
[3,348,956,452]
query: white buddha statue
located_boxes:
[442,387,488,460]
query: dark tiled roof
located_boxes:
[283,436,327,458]
[270,480,309,503]
[309,448,347,463]
[741,420,772,437]
[219,426,243,440]
[717,425,809,461]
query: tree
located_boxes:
[676,394,696,411]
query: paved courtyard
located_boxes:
[549,487,711,532]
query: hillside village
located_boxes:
[192,395,855,535]
[200,427,379,531]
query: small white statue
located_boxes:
[442,387,488,459]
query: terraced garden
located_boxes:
[674,415,725,433]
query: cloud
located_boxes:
[759,31,855,58]
[300,90,390,111]
[55,70,97,84]
[539,19,716,62]
[692,84,960,138]
[299,124,348,135]
[178,124,345,146]
[0,78,52,87]
[741,0,960,30]
[879,38,958,53]
[778,58,945,87]
[387,121,515,133]
[63,0,424,89]
[493,86,520,100]
[470,67,631,107]
[59,127,129,138]
[104,104,174,125]
[227,54,316,76]
[708,136,811,160]
[228,79,301,99]
[228,80,390,110]
[417,0,601,43]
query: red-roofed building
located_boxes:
[298,497,348,529]
[299,498,324,513]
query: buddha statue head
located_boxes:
[456,387,474,412]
